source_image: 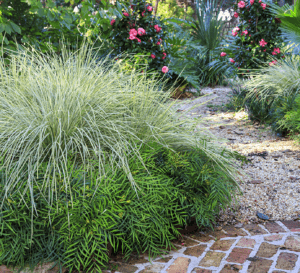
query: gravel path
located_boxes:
[174,86,300,226]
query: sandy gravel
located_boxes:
[174,86,300,226]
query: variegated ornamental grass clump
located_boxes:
[0,44,241,209]
[0,44,246,272]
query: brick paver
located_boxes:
[199,251,226,267]
[276,252,298,270]
[236,237,256,248]
[166,257,191,273]
[263,222,286,233]
[210,239,235,251]
[2,220,300,273]
[226,247,252,263]
[247,257,273,273]
[256,242,279,258]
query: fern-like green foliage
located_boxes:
[0,143,242,272]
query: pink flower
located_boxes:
[162,52,167,59]
[274,47,280,54]
[229,58,235,63]
[147,5,153,12]
[238,1,246,8]
[110,19,116,26]
[269,60,277,66]
[154,24,162,33]
[129,34,136,40]
[264,49,267,52]
[137,28,146,36]
[234,12,239,18]
[136,38,141,43]
[250,0,254,4]
[242,30,248,35]
[142,11,145,16]
[258,0,261,2]
[123,12,129,17]
[220,52,227,57]
[261,3,267,9]
[259,39,267,47]
[129,28,138,36]
[232,27,239,36]
[151,54,156,59]
[249,34,251,36]
[162,66,169,73]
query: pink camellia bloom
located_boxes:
[250,0,254,4]
[147,5,153,11]
[154,24,162,33]
[261,3,267,9]
[151,54,156,59]
[238,1,246,8]
[232,31,238,36]
[259,39,267,47]
[129,34,136,40]
[123,12,129,16]
[220,52,227,57]
[142,11,145,16]
[162,52,167,59]
[274,47,280,54]
[229,58,235,63]
[269,60,277,66]
[264,49,267,52]
[242,30,248,35]
[129,28,138,36]
[234,12,239,18]
[156,40,161,45]
[162,66,169,73]
[110,19,116,26]
[249,34,251,36]
[136,38,141,43]
[258,0,261,2]
[137,28,146,36]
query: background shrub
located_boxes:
[229,0,284,75]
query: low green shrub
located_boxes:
[0,143,242,272]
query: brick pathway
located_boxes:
[1,221,299,273]
[106,220,300,273]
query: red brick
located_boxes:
[281,220,300,231]
[247,258,273,273]
[222,226,247,237]
[256,242,279,258]
[189,233,213,243]
[243,224,268,235]
[276,252,298,270]
[166,257,191,273]
[199,251,226,267]
[284,236,300,252]
[263,222,285,233]
[264,235,283,242]
[210,239,235,251]
[226,247,252,264]
[155,256,172,263]
[236,238,256,248]
[183,245,207,257]
[219,264,243,273]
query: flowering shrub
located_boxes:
[108,0,169,74]
[225,0,284,76]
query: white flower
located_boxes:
[73,6,80,13]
